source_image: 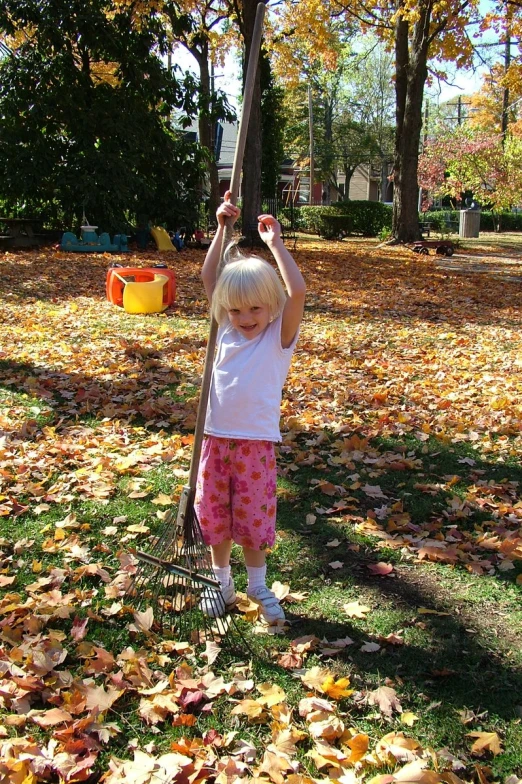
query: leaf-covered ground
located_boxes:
[1,237,521,783]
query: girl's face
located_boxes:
[228,303,270,340]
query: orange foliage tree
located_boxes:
[271,0,489,241]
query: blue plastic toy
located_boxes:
[60,224,128,253]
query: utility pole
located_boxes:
[308,85,314,205]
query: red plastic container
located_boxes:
[106,266,176,307]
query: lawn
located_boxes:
[0,236,521,783]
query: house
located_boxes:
[187,119,392,205]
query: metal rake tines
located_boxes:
[135,550,220,590]
[127,527,234,642]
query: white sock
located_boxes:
[213,565,232,587]
[247,564,267,593]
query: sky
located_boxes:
[171,1,503,112]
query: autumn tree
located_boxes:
[281,40,393,204]
[418,125,522,227]
[162,1,237,216]
[0,0,204,231]
[271,0,486,241]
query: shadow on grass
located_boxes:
[270,432,522,729]
[0,353,199,437]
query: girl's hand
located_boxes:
[257,214,281,246]
[217,190,240,228]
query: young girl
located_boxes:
[194,191,306,623]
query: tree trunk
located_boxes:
[191,44,221,217]
[392,9,429,242]
[343,165,357,198]
[238,0,266,238]
[380,156,389,202]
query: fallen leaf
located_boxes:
[343,601,371,618]
[467,730,503,756]
[367,686,402,718]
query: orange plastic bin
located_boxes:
[106,266,176,307]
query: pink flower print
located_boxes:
[253,518,262,528]
[235,507,247,520]
[266,479,277,497]
[202,469,210,480]
[215,479,228,493]
[241,444,252,457]
[241,496,252,505]
[213,458,227,476]
[251,471,261,481]
[211,503,230,520]
[235,523,254,547]
[268,504,276,516]
[234,479,249,494]
[236,460,246,474]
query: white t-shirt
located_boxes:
[204,313,299,442]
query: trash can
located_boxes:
[459,209,480,238]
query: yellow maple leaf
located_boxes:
[400,711,419,726]
[320,675,354,700]
[257,682,287,707]
[230,699,267,721]
[467,730,503,756]
[343,601,371,618]
[301,666,330,692]
[345,731,369,764]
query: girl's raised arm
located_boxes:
[201,191,240,302]
[258,215,306,348]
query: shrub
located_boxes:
[299,201,392,238]
[424,209,522,233]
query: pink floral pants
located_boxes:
[194,436,277,550]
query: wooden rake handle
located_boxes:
[186,2,266,491]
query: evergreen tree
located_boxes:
[0,0,203,232]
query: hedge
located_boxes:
[280,203,522,239]
[281,201,393,238]
[424,209,522,232]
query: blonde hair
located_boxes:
[211,248,287,325]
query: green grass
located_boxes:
[1,246,522,781]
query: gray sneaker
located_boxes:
[247,585,285,623]
[199,578,237,618]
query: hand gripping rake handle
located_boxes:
[177,3,266,531]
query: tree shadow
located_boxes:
[269,427,522,728]
[0,352,197,438]
[267,516,522,735]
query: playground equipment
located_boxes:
[61,224,128,253]
[150,226,175,251]
[122,274,169,314]
[106,265,176,312]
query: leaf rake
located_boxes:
[125,3,266,652]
